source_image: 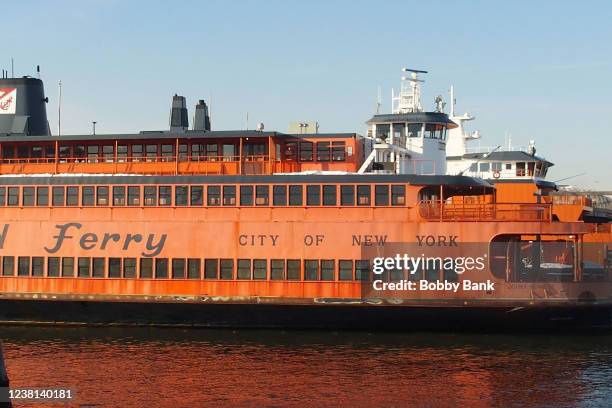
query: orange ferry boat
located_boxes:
[0,70,609,330]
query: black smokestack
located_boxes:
[169,94,189,132]
[0,77,50,136]
[193,99,210,131]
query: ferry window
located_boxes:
[289,185,303,206]
[103,145,114,162]
[306,185,321,206]
[304,260,319,280]
[178,144,188,161]
[0,188,5,206]
[223,186,236,206]
[527,162,535,176]
[22,187,35,206]
[32,146,43,159]
[317,142,331,161]
[96,186,109,206]
[479,163,490,172]
[172,258,186,279]
[273,185,287,206]
[375,185,389,206]
[93,258,105,278]
[175,186,188,206]
[66,186,79,207]
[78,257,91,278]
[357,185,371,206]
[255,185,269,206]
[285,142,297,160]
[17,145,29,158]
[407,124,421,138]
[144,186,157,206]
[2,256,14,276]
[159,186,172,206]
[355,260,370,281]
[341,185,355,206]
[220,259,234,280]
[332,141,346,161]
[74,145,86,160]
[2,146,14,160]
[140,258,153,278]
[109,258,122,278]
[36,187,49,206]
[128,186,140,206]
[32,257,44,277]
[87,145,99,163]
[376,124,390,141]
[299,142,313,161]
[425,124,443,139]
[47,257,60,277]
[237,259,251,279]
[18,257,30,276]
[516,162,526,176]
[391,185,406,206]
[155,258,169,278]
[161,144,173,161]
[124,258,137,278]
[222,144,235,161]
[58,145,70,161]
[190,186,203,206]
[492,162,502,171]
[45,145,55,160]
[206,144,218,160]
[117,145,128,162]
[505,163,512,170]
[191,143,203,161]
[322,185,336,206]
[207,186,221,206]
[287,260,300,280]
[204,259,218,279]
[339,260,353,280]
[52,187,65,206]
[271,259,285,280]
[132,144,143,162]
[240,185,253,206]
[82,186,95,206]
[253,259,267,280]
[443,264,458,282]
[61,257,74,277]
[7,187,19,206]
[146,144,158,161]
[187,259,201,279]
[321,260,335,281]
[469,163,477,172]
[113,186,126,206]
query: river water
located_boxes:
[1,326,611,407]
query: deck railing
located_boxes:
[418,201,552,222]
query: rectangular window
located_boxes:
[96,186,109,206]
[222,144,235,161]
[61,257,74,277]
[287,260,300,280]
[77,257,91,278]
[2,256,14,276]
[124,258,137,278]
[132,144,143,162]
[289,185,303,206]
[140,258,153,278]
[375,185,389,206]
[47,257,59,277]
[271,259,285,280]
[87,145,99,163]
[220,259,233,280]
[206,144,218,160]
[190,186,203,206]
[66,187,78,206]
[45,145,55,160]
[36,187,49,206]
[187,259,201,279]
[74,145,86,160]
[299,142,313,161]
[58,145,70,161]
[117,145,128,162]
[0,187,5,206]
[207,186,221,206]
[237,259,252,279]
[223,186,236,206]
[191,143,204,161]
[146,144,158,161]
[82,186,95,206]
[357,185,371,206]
[155,258,169,278]
[102,145,114,162]
[339,260,353,281]
[355,260,370,281]
[316,141,331,161]
[240,185,253,206]
[492,162,502,171]
[285,142,297,160]
[340,185,355,206]
[109,258,122,278]
[159,186,171,206]
[391,185,406,206]
[18,256,30,276]
[161,144,173,161]
[253,259,267,280]
[32,257,44,276]
[178,144,188,161]
[93,258,105,278]
[332,141,346,161]
[52,186,65,206]
[144,186,157,206]
[22,187,35,206]
[322,185,336,206]
[306,185,321,206]
[172,258,186,279]
[7,187,18,206]
[128,186,140,206]
[175,186,188,206]
[321,260,335,281]
[204,259,218,279]
[2,146,15,160]
[31,146,43,158]
[304,260,319,280]
[113,186,126,206]
[255,185,269,206]
[479,162,490,172]
[273,185,287,206]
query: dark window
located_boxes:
[161,144,173,161]
[300,142,313,161]
[32,257,44,276]
[23,187,35,206]
[102,145,114,162]
[82,186,95,206]
[191,143,204,161]
[7,187,18,206]
[332,141,346,161]
[190,186,203,206]
[140,258,153,278]
[204,259,218,279]
[17,145,29,158]
[220,259,233,280]
[223,186,236,206]
[0,187,5,206]
[322,185,336,206]
[66,187,78,206]
[132,144,143,162]
[74,145,86,160]
[45,145,55,160]
[62,257,74,277]
[240,185,253,206]
[187,259,201,279]
[237,259,251,279]
[113,186,126,206]
[93,258,105,277]
[357,185,371,206]
[58,145,70,161]
[339,260,353,280]
[144,186,157,206]
[289,185,303,206]
[321,260,335,281]
[2,146,14,160]
[306,185,321,206]
[36,187,49,206]
[155,258,169,278]
[375,185,389,206]
[52,187,65,206]
[178,144,188,161]
[207,186,221,206]
[47,257,59,277]
[146,144,158,161]
[109,258,121,278]
[391,185,405,206]
[117,145,128,162]
[128,186,140,206]
[253,259,267,280]
[317,141,331,161]
[340,185,355,206]
[206,144,218,160]
[96,186,109,206]
[255,185,269,206]
[172,259,186,279]
[175,186,188,206]
[271,259,285,280]
[273,185,287,206]
[2,256,14,276]
[78,257,91,277]
[124,258,137,278]
[287,260,300,280]
[87,145,99,163]
[159,186,171,206]
[355,260,370,281]
[304,260,319,280]
[285,142,297,160]
[18,256,30,276]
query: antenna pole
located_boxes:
[58,80,62,136]
[246,112,249,130]
[450,85,455,117]
[11,58,14,78]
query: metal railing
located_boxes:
[418,200,552,222]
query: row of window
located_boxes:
[0,184,406,207]
[285,141,347,162]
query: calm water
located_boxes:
[1,326,611,408]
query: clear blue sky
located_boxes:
[4,0,611,188]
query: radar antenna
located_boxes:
[392,67,428,114]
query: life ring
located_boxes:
[493,170,501,179]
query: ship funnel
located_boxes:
[0,76,51,136]
[169,94,189,132]
[193,99,211,131]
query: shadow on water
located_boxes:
[0,325,611,407]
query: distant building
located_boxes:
[288,121,319,134]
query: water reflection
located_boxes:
[1,326,611,407]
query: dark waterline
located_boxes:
[1,326,611,408]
